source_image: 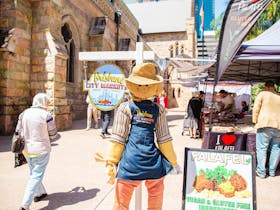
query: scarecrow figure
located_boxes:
[100,63,180,210]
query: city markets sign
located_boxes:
[182,148,256,210]
[83,64,127,111]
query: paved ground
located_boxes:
[0,109,279,210]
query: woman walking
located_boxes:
[18,93,58,210]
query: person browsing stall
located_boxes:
[253,81,280,178]
[183,92,203,139]
[216,89,235,112]
[86,94,99,130]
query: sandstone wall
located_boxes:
[0,0,32,134]
[0,0,138,134]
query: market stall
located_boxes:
[208,20,280,82]
[198,81,254,151]
[202,20,280,153]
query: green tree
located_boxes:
[212,0,280,40]
[249,0,280,38]
[251,83,264,108]
[251,83,280,108]
[211,13,224,40]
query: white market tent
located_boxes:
[208,20,280,83]
[236,19,280,61]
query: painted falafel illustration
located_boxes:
[229,173,247,191]
[193,173,217,192]
[193,166,248,198]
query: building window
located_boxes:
[88,17,106,35]
[68,41,75,82]
[119,38,130,51]
[180,44,184,54]
[175,41,179,56]
[178,88,181,98]
[61,23,75,83]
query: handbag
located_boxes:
[11,111,25,153]
[11,131,25,153]
[14,153,27,167]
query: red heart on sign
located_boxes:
[221,134,236,145]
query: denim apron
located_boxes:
[117,100,172,181]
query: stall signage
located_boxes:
[182,148,256,210]
[202,131,247,151]
[83,64,128,111]
[215,134,237,151]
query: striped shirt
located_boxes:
[111,101,172,145]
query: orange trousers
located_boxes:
[113,177,165,210]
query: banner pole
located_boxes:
[202,1,204,65]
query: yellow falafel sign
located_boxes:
[83,64,128,111]
[182,148,256,210]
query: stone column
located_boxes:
[31,0,71,130]
[0,0,32,134]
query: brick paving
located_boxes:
[0,109,279,210]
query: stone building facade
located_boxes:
[142,20,198,109]
[0,0,139,134]
[126,0,198,109]
[142,21,196,109]
[142,19,196,59]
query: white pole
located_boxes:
[135,42,144,65]
[134,42,143,210]
[78,42,155,210]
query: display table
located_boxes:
[202,131,256,152]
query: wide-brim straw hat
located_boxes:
[125,63,163,99]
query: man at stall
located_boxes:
[216,89,235,113]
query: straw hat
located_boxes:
[125,63,163,100]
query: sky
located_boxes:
[215,0,230,19]
[123,0,230,20]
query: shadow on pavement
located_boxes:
[38,187,100,210]
[69,119,112,130]
[50,133,61,147]
[168,125,177,128]
[166,114,184,122]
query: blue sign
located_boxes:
[83,64,128,111]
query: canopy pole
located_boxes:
[207,82,217,149]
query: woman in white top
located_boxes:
[18,93,58,210]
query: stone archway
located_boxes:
[60,14,86,121]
